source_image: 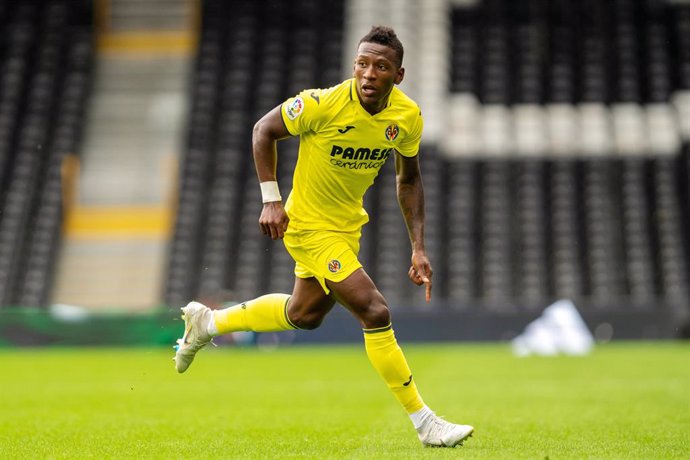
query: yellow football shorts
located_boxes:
[283,228,363,294]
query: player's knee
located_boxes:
[360,298,391,329]
[290,310,326,330]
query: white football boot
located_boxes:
[417,414,474,447]
[173,301,215,373]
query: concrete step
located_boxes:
[52,239,169,311]
[53,33,190,311]
[79,55,187,206]
[93,62,189,92]
[108,0,192,32]
[77,156,176,205]
[94,76,188,92]
[109,16,191,31]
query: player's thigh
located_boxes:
[326,268,390,328]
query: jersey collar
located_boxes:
[349,79,393,115]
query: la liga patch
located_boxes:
[285,97,304,120]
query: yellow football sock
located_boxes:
[363,325,425,414]
[213,293,297,333]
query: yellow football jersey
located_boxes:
[280,78,423,233]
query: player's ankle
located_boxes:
[206,311,220,337]
[409,405,434,429]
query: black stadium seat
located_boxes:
[0,0,93,308]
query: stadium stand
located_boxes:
[148,0,690,340]
[0,0,93,308]
[0,0,683,343]
[165,0,689,334]
[445,0,689,313]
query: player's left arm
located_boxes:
[395,151,433,302]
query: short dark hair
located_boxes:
[358,25,404,68]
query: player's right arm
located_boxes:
[253,105,292,240]
[253,89,326,239]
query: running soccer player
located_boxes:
[174,26,474,448]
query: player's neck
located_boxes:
[361,104,380,116]
[356,87,393,116]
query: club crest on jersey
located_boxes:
[328,259,342,273]
[385,124,399,141]
[285,97,304,120]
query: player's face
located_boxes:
[353,42,404,115]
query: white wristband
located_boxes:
[260,181,282,203]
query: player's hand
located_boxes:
[259,201,289,240]
[409,250,433,302]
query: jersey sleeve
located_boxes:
[396,107,424,157]
[280,88,328,136]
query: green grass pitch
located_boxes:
[0,342,688,459]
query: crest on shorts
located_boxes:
[385,124,399,141]
[285,97,304,120]
[328,259,342,273]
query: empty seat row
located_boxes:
[0,1,93,308]
[451,0,690,103]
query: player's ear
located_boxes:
[395,67,405,85]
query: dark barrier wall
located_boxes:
[1,300,687,347]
